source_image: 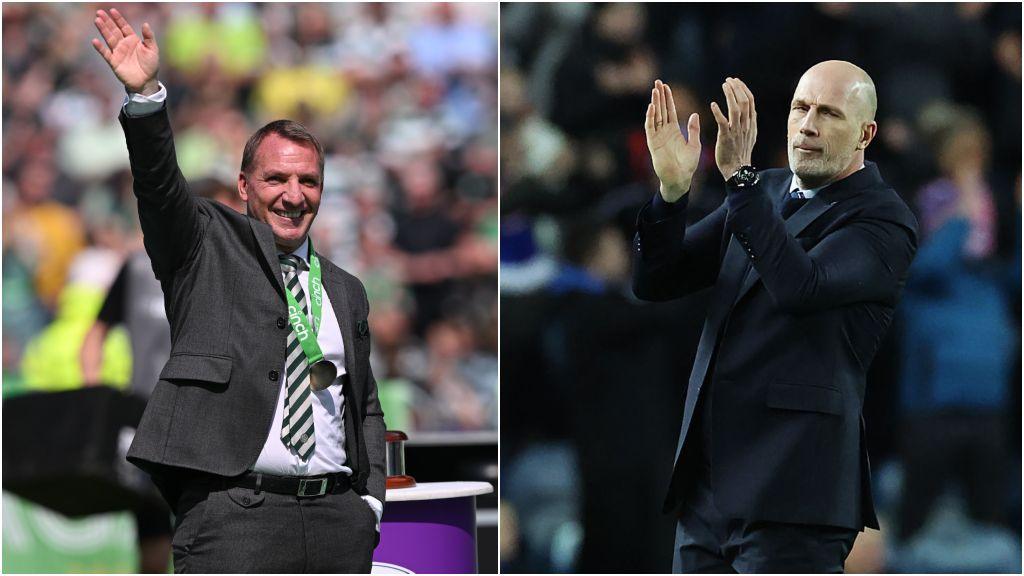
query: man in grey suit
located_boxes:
[92,8,385,572]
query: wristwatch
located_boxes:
[726,165,759,189]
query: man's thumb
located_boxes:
[686,113,700,146]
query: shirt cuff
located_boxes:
[361,494,384,532]
[648,191,689,222]
[122,82,168,117]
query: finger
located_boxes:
[141,22,157,49]
[725,79,739,130]
[663,81,671,124]
[686,112,700,146]
[724,79,740,128]
[710,101,728,127]
[645,103,655,133]
[730,79,749,130]
[95,11,121,48]
[737,78,756,119]
[109,8,137,39]
[655,80,666,126]
[665,83,678,126]
[652,86,663,128]
[100,10,125,46]
[91,37,114,64]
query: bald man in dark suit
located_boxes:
[634,62,918,572]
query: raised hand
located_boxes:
[710,77,757,181]
[91,8,160,94]
[645,80,701,202]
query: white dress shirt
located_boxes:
[254,237,350,475]
[124,89,382,528]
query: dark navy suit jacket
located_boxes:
[633,163,918,530]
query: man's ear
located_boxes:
[858,121,878,151]
[237,172,249,202]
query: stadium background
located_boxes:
[500,3,1021,573]
[2,2,498,572]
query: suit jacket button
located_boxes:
[277,317,287,329]
[269,370,280,381]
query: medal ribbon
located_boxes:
[283,239,325,365]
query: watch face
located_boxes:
[733,167,758,186]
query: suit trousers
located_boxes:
[171,477,378,573]
[672,433,858,573]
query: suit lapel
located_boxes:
[248,217,286,300]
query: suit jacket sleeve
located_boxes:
[632,193,729,301]
[119,106,205,280]
[359,282,387,504]
[726,184,918,313]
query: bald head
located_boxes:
[787,60,879,188]
[798,60,877,123]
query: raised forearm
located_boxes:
[633,195,727,301]
[119,107,203,278]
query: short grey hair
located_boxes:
[240,120,325,181]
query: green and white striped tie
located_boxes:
[279,254,316,461]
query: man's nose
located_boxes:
[282,179,303,205]
[799,112,819,136]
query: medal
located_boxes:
[310,359,338,392]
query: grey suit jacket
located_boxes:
[119,107,386,508]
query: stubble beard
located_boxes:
[788,146,851,189]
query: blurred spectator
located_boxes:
[4,158,87,311]
[20,248,129,392]
[894,105,1020,570]
[550,3,654,138]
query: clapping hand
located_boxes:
[91,8,160,95]
[645,80,701,202]
[710,77,758,182]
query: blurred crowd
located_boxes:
[2,2,499,433]
[500,3,1020,573]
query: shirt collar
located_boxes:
[789,163,865,198]
[279,236,311,266]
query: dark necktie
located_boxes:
[781,190,809,219]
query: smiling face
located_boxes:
[787,61,877,189]
[238,133,323,252]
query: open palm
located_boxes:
[91,8,159,93]
[645,80,701,201]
